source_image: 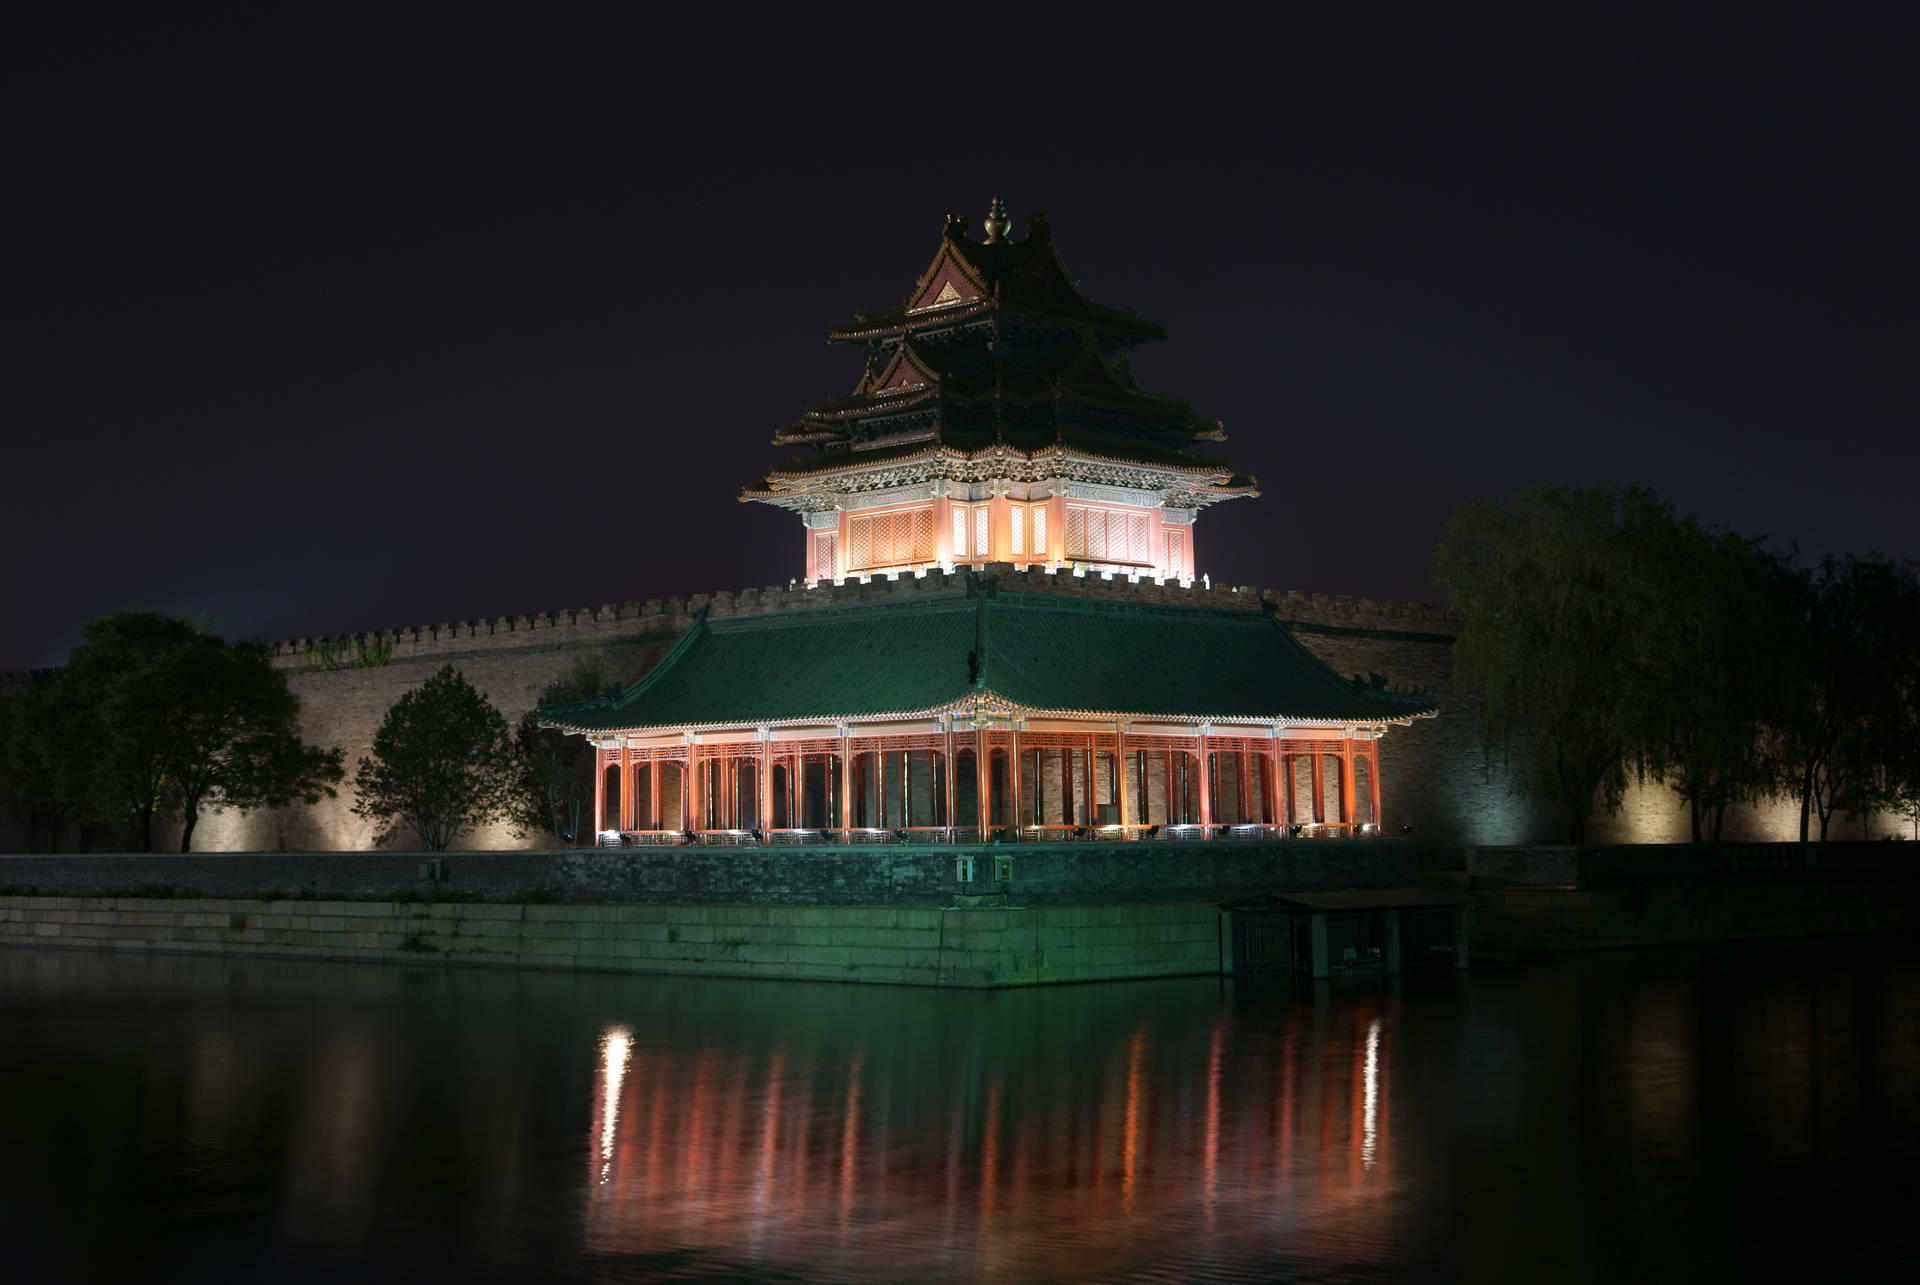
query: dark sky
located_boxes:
[4,10,1913,671]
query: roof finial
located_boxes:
[982,195,1010,244]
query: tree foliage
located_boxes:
[1438,485,1920,844]
[1633,521,1797,842]
[1434,484,1670,842]
[0,670,109,850]
[353,665,522,851]
[1770,555,1920,840]
[10,612,345,852]
[512,659,611,846]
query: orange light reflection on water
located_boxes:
[582,1000,1403,1280]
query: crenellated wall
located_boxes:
[3,565,1899,855]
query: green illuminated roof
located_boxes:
[539,581,1437,734]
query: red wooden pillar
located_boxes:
[839,726,852,842]
[1082,736,1094,825]
[976,723,990,836]
[1115,722,1131,836]
[943,723,956,831]
[1235,750,1251,828]
[1310,751,1324,824]
[690,741,702,834]
[1010,726,1022,836]
[1367,743,1383,831]
[1135,749,1148,827]
[1262,747,1278,825]
[761,734,773,835]
[594,745,607,836]
[1340,743,1357,830]
[1197,728,1213,835]
[648,753,661,831]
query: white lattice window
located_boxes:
[1010,506,1025,557]
[1165,529,1185,576]
[952,507,968,558]
[974,507,988,560]
[1031,506,1046,558]
[1065,506,1152,565]
[847,506,935,570]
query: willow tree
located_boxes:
[1434,484,1673,843]
[1772,554,1920,840]
[1636,521,1797,842]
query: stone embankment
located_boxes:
[0,896,1221,988]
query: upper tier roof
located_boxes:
[743,199,1256,507]
[772,329,1226,447]
[825,201,1165,347]
[539,580,1437,734]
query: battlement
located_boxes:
[250,565,1458,674]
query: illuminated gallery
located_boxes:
[541,200,1437,844]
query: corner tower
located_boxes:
[741,198,1258,584]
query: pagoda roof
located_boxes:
[825,206,1165,346]
[780,331,1219,437]
[539,584,1436,735]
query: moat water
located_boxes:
[1,939,1915,1283]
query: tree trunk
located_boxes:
[1689,795,1703,844]
[137,806,154,853]
[1710,802,1727,844]
[1799,761,1814,843]
[179,806,198,853]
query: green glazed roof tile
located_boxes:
[540,585,1438,734]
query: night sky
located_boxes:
[5,11,1913,672]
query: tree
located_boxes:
[0,670,108,851]
[512,660,610,846]
[1434,484,1675,843]
[63,612,344,851]
[353,665,521,851]
[1636,523,1798,842]
[1769,555,1920,840]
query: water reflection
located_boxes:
[580,994,1402,1280]
[1,943,1917,1282]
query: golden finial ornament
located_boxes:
[982,195,1010,244]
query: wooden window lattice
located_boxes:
[849,506,935,570]
[1065,507,1152,565]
